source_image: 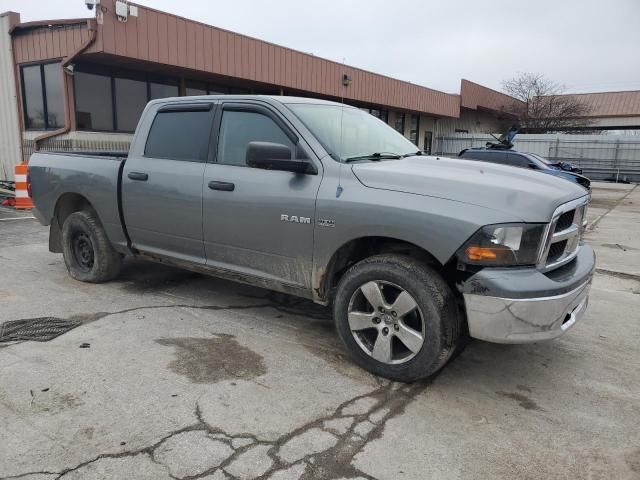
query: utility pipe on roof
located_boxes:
[33,19,97,154]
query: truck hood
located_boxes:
[351,155,588,222]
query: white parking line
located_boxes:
[0,216,36,221]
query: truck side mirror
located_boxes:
[246,141,315,174]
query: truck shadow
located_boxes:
[113,257,570,389]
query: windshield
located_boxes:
[286,103,418,161]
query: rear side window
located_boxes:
[462,151,503,163]
[507,153,530,168]
[145,109,213,161]
[217,110,293,166]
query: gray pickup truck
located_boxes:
[29,95,594,381]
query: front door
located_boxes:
[202,103,322,288]
[122,103,215,264]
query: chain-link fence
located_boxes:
[434,133,640,182]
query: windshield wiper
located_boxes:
[344,152,402,163]
[401,150,427,158]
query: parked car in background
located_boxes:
[458,148,590,190]
[28,96,594,382]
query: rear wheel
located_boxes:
[62,210,122,283]
[333,254,461,382]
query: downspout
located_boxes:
[33,19,97,153]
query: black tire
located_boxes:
[333,254,462,382]
[61,210,122,283]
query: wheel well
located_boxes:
[49,193,94,253]
[319,237,446,301]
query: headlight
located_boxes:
[457,223,546,266]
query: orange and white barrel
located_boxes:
[14,163,33,210]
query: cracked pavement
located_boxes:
[1,182,639,479]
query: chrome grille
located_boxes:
[537,197,589,271]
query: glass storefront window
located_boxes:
[74,72,114,131]
[21,62,64,130]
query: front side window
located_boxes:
[145,109,213,161]
[21,62,64,130]
[287,104,417,161]
[217,110,293,166]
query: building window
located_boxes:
[185,81,207,96]
[74,68,181,133]
[21,62,65,130]
[455,128,469,133]
[150,80,179,100]
[208,84,230,95]
[115,77,147,132]
[75,72,114,131]
[369,109,389,123]
[394,112,405,134]
[409,114,419,146]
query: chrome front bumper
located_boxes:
[464,280,591,343]
[462,244,595,344]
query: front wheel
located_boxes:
[61,210,122,283]
[333,254,462,382]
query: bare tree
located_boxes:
[502,73,594,132]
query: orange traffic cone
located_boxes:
[14,163,33,210]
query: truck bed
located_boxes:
[28,151,129,252]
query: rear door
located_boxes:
[122,102,215,264]
[202,102,322,288]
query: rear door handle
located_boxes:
[208,181,235,192]
[128,172,148,181]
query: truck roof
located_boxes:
[146,94,350,109]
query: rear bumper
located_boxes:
[462,245,595,343]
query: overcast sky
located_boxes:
[2,0,639,94]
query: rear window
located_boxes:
[145,109,213,161]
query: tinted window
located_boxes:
[394,112,405,134]
[22,65,45,129]
[43,63,64,128]
[507,153,530,168]
[149,81,179,100]
[409,114,419,145]
[208,84,229,95]
[115,78,147,132]
[463,151,504,164]
[185,81,207,96]
[218,110,293,166]
[145,109,213,161]
[75,72,113,131]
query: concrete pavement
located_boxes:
[0,182,638,480]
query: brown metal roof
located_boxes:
[99,0,461,117]
[460,79,522,115]
[10,17,92,34]
[10,0,460,118]
[12,19,96,64]
[554,91,640,118]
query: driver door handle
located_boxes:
[128,172,148,181]
[208,181,235,192]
